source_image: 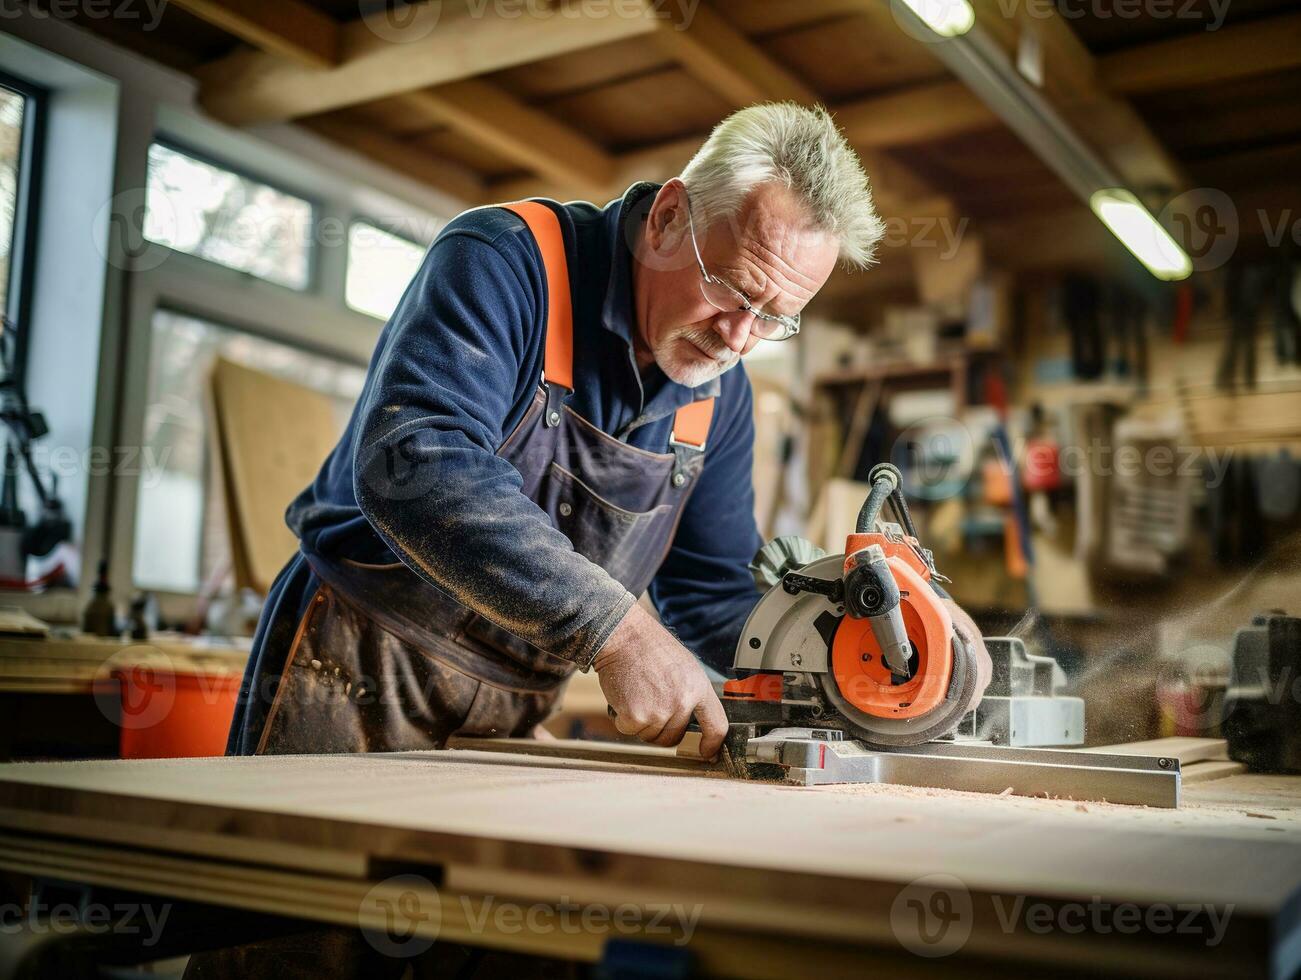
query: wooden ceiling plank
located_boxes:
[1101,12,1301,95]
[400,82,615,201]
[167,0,341,68]
[651,1,818,107]
[197,1,663,125]
[306,116,485,205]
[834,80,995,149]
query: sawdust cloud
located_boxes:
[1020,532,1301,745]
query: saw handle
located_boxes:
[845,545,912,678]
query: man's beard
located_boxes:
[655,325,740,387]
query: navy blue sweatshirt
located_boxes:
[286,183,763,673]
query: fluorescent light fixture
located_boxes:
[897,0,975,36]
[1090,189,1193,282]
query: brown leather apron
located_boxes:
[252,200,716,756]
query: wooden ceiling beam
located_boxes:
[400,82,615,201]
[650,1,818,106]
[196,1,664,125]
[1101,12,1301,95]
[167,0,341,68]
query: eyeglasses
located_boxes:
[682,194,802,342]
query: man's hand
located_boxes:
[593,602,729,759]
[942,598,993,703]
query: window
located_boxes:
[133,310,366,593]
[144,142,315,290]
[0,73,43,341]
[346,220,426,320]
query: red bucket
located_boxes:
[112,667,240,759]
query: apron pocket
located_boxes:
[541,462,675,592]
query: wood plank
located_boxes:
[762,14,945,99]
[1081,738,1229,764]
[651,0,818,107]
[167,0,341,68]
[400,82,615,200]
[488,36,673,101]
[306,116,485,204]
[0,751,1295,976]
[1184,760,1249,785]
[539,66,735,151]
[834,80,995,149]
[209,359,341,596]
[196,0,665,125]
[1101,12,1301,95]
[709,0,875,35]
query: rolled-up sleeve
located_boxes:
[352,229,635,668]
[648,372,764,675]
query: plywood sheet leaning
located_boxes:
[209,358,339,594]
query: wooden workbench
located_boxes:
[0,741,1295,977]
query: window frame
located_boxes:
[146,135,324,295]
[0,68,48,389]
[345,215,429,321]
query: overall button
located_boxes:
[558,502,573,517]
[672,472,687,488]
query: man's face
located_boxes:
[633,180,841,388]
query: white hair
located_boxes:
[678,103,884,269]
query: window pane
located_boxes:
[346,220,426,320]
[144,143,314,290]
[133,310,366,593]
[0,85,27,316]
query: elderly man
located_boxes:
[226,102,980,769]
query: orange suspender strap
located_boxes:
[502,201,574,392]
[501,199,714,455]
[670,397,715,452]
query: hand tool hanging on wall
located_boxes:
[1218,265,1273,390]
[1274,259,1301,366]
[1063,277,1104,380]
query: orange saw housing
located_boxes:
[830,531,955,721]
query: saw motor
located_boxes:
[724,463,982,749]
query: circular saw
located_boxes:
[723,464,982,749]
